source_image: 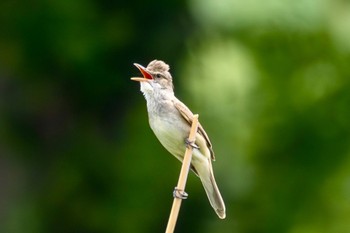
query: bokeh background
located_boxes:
[1,0,350,232]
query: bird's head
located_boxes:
[131,60,174,95]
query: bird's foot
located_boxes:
[173,187,188,199]
[185,138,200,149]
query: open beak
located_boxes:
[131,63,153,82]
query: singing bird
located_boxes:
[131,60,226,219]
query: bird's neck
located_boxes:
[143,88,174,115]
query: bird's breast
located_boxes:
[148,110,189,158]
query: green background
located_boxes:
[1,0,350,232]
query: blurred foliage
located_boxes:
[1,0,350,233]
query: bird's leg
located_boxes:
[185,138,200,149]
[173,187,188,199]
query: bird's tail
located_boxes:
[197,161,226,219]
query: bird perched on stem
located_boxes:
[131,60,226,219]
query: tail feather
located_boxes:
[197,162,226,219]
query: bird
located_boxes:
[130,60,226,219]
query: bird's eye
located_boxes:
[156,73,162,78]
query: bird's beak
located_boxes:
[131,63,153,82]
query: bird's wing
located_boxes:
[172,99,216,161]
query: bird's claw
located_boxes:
[173,187,188,199]
[185,138,199,149]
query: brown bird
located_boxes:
[131,60,226,219]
